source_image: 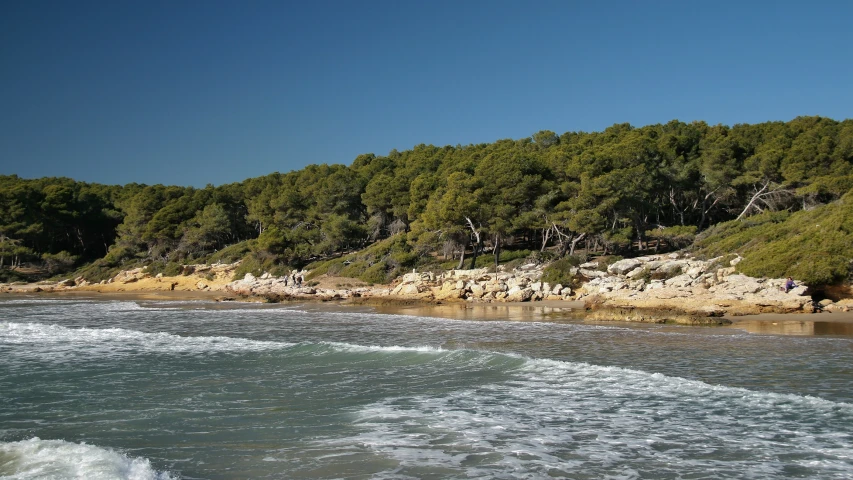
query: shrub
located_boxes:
[232,253,292,280]
[648,225,698,250]
[502,258,526,271]
[0,268,33,283]
[596,255,623,272]
[525,250,557,265]
[694,196,853,285]
[73,259,124,283]
[208,240,254,264]
[42,251,78,275]
[147,261,183,277]
[305,234,417,284]
[541,257,579,286]
[650,265,682,281]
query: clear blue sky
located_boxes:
[1,0,851,187]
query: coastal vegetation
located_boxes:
[1,116,852,286]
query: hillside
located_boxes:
[1,116,852,288]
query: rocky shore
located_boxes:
[4,252,851,325]
[225,263,572,304]
[574,254,831,315]
[221,253,851,324]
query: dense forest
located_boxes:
[2,116,852,285]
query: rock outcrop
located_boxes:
[3,253,828,321]
[225,270,386,301]
[223,265,567,303]
[577,253,815,316]
[383,265,572,303]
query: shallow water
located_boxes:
[1,298,852,479]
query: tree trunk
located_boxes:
[464,217,483,270]
[468,237,480,269]
[493,234,501,273]
[569,233,585,256]
[737,181,770,220]
[457,245,466,270]
[540,226,552,252]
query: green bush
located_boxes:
[542,257,582,287]
[232,253,292,280]
[694,195,853,285]
[525,250,557,265]
[208,240,254,264]
[596,255,623,272]
[147,261,183,277]
[0,268,33,283]
[502,258,526,271]
[651,265,682,281]
[648,225,698,250]
[360,263,390,285]
[73,259,124,283]
[42,251,78,275]
[102,245,139,267]
[305,234,417,284]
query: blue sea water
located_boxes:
[1,298,852,479]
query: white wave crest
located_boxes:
[0,438,174,480]
[0,321,292,360]
[322,341,445,354]
[330,353,853,478]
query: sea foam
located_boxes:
[0,321,291,361]
[327,352,853,478]
[0,438,174,480]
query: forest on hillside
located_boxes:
[2,116,852,285]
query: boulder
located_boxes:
[665,273,695,288]
[656,260,686,275]
[580,269,607,278]
[435,287,465,300]
[711,274,762,295]
[608,258,642,275]
[626,267,647,279]
[505,287,534,302]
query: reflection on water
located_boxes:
[813,321,853,336]
[729,319,853,336]
[371,303,584,322]
[373,302,853,337]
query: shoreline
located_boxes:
[4,287,853,337]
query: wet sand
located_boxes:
[1,288,231,302]
[3,288,853,337]
[722,311,853,336]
